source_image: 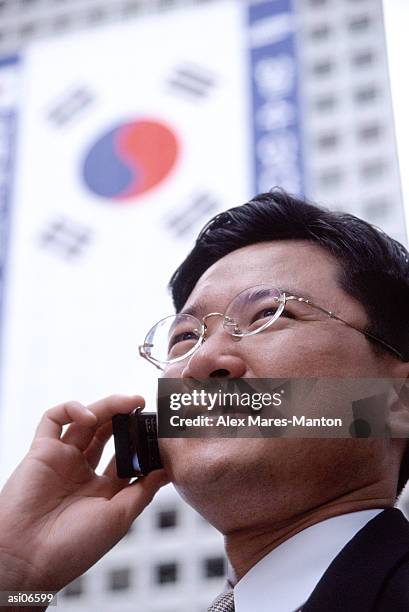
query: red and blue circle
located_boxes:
[82,119,179,201]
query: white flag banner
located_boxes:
[0,0,304,484]
[0,1,252,483]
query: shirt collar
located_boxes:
[233,509,384,612]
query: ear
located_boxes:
[386,376,409,438]
[389,357,409,379]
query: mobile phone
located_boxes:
[112,410,163,478]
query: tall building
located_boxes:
[0,1,405,611]
[297,0,404,243]
[57,484,226,612]
[0,0,404,243]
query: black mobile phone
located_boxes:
[112,410,163,478]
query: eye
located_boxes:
[250,305,296,325]
[251,307,279,324]
[169,330,200,348]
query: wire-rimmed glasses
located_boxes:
[138,284,404,370]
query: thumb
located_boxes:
[109,469,170,525]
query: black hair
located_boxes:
[170,189,409,358]
[169,188,409,496]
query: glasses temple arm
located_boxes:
[284,295,405,361]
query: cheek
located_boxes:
[243,326,375,377]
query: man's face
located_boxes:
[159,240,401,531]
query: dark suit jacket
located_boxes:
[302,508,409,612]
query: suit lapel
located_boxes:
[302,508,409,612]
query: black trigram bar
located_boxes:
[39,216,92,260]
[47,86,95,127]
[165,192,219,238]
[167,63,217,99]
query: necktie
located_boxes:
[207,589,235,611]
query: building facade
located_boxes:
[0,1,405,611]
[0,0,404,242]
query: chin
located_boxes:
[159,438,268,524]
[160,437,237,481]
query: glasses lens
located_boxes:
[223,285,283,336]
[144,314,202,364]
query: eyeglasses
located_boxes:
[138,284,404,370]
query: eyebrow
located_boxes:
[179,301,208,318]
[280,286,317,304]
[179,286,319,318]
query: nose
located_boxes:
[209,368,230,378]
[181,329,247,379]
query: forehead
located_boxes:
[183,240,344,313]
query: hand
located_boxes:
[0,395,169,594]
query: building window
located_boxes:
[316,132,339,149]
[363,198,389,220]
[352,50,375,67]
[122,0,142,15]
[358,123,382,142]
[312,60,334,76]
[354,85,379,104]
[53,15,71,31]
[310,24,331,40]
[348,15,371,32]
[108,567,131,591]
[315,95,337,111]
[319,168,342,187]
[157,509,178,529]
[155,562,178,585]
[87,7,107,24]
[360,159,386,180]
[204,557,225,579]
[19,22,37,37]
[62,577,84,598]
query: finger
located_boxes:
[83,421,113,467]
[86,394,145,427]
[58,395,144,450]
[101,455,132,495]
[33,401,98,441]
[60,422,98,451]
[102,455,167,484]
[103,454,121,480]
[108,470,170,524]
[61,418,112,452]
